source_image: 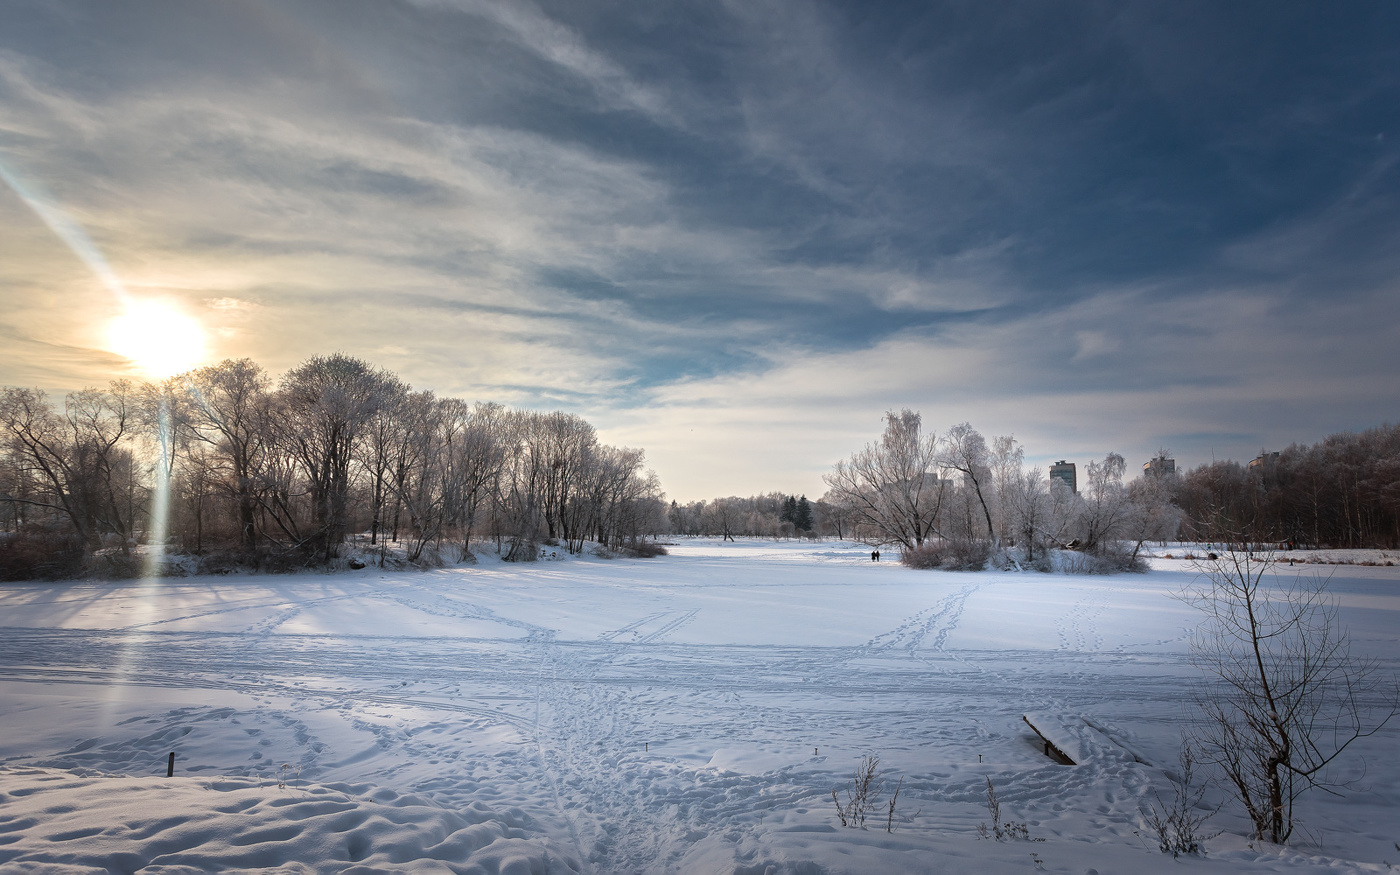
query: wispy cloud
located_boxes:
[409,0,677,124]
[1,1,1397,499]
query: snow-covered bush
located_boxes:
[900,542,944,569]
[1059,544,1145,574]
[900,539,991,571]
[620,540,667,558]
[944,538,991,571]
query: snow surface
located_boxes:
[0,539,1396,873]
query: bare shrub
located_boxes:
[1060,544,1145,575]
[502,540,539,562]
[1026,550,1054,573]
[944,538,991,571]
[83,549,143,580]
[1094,542,1148,573]
[901,539,990,570]
[831,755,883,828]
[621,540,668,558]
[252,549,314,574]
[901,542,944,569]
[411,545,445,568]
[193,550,245,575]
[884,776,918,833]
[976,777,1040,842]
[0,530,87,581]
[1141,744,1221,856]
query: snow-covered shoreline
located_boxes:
[2,539,1396,873]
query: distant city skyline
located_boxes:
[2,1,1398,501]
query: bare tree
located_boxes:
[701,497,742,542]
[988,434,1025,545]
[440,400,502,557]
[0,385,141,551]
[942,422,997,546]
[279,354,390,561]
[816,491,853,540]
[1183,549,1397,843]
[536,411,597,548]
[823,410,945,549]
[4,355,666,573]
[358,374,411,547]
[388,391,447,562]
[1004,465,1050,564]
[1124,473,1183,562]
[179,359,273,551]
[1076,452,1130,554]
[493,409,546,559]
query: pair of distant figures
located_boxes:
[870,550,881,562]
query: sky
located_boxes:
[1,0,1398,502]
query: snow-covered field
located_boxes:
[1,540,1396,873]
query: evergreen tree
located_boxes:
[780,495,797,525]
[795,495,814,532]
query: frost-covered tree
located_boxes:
[702,497,742,542]
[177,359,274,551]
[278,354,394,561]
[1003,465,1050,563]
[0,384,141,551]
[1123,473,1183,561]
[942,422,997,545]
[1075,452,1131,554]
[824,410,946,549]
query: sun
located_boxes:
[107,299,207,378]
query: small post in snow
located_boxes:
[167,752,175,777]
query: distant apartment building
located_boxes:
[1049,460,1076,493]
[1143,455,1176,478]
[1248,451,1281,470]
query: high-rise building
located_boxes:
[1143,456,1176,478]
[1049,460,1076,493]
[1248,451,1281,470]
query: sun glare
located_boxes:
[107,300,207,378]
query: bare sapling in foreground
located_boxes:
[1183,547,1398,844]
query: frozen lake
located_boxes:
[1,540,1396,873]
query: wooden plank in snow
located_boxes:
[1021,715,1076,765]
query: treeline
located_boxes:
[666,493,817,541]
[682,415,1400,563]
[0,355,666,579]
[1173,423,1400,548]
[818,411,1178,571]
[680,411,1180,572]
